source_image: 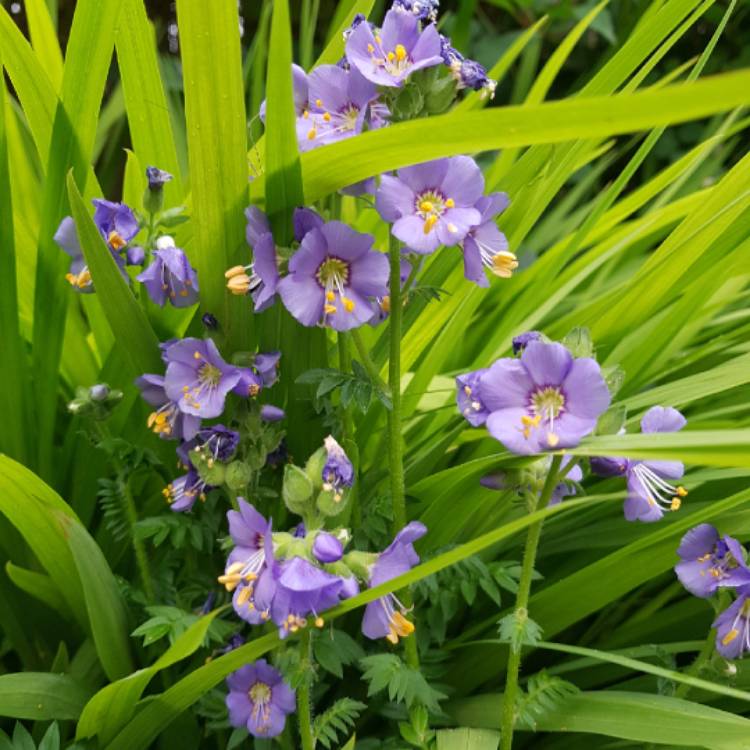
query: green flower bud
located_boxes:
[224,461,253,492]
[304,447,327,491]
[316,487,350,518]
[342,550,377,581]
[282,464,314,515]
[562,327,594,358]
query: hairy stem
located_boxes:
[675,621,717,699]
[297,629,315,750]
[350,328,390,396]
[339,332,360,526]
[500,453,563,750]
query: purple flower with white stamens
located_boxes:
[278,220,388,331]
[297,64,379,152]
[477,341,611,455]
[146,166,173,190]
[55,216,127,292]
[461,192,515,286]
[392,0,440,22]
[163,468,210,512]
[322,435,355,500]
[362,521,426,643]
[163,338,241,418]
[313,532,344,564]
[92,199,139,252]
[376,157,483,254]
[607,406,688,523]
[512,331,543,355]
[194,424,240,463]
[135,373,201,441]
[346,8,443,88]
[713,588,750,660]
[272,557,344,638]
[675,524,750,598]
[293,206,324,243]
[137,236,199,307]
[226,660,295,738]
[456,368,490,427]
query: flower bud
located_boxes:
[224,461,252,492]
[312,532,343,563]
[282,464,314,515]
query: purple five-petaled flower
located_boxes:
[362,521,426,644]
[675,524,750,599]
[226,659,296,738]
[322,435,355,500]
[135,373,201,441]
[92,199,139,252]
[461,192,516,286]
[592,406,688,523]
[162,338,241,418]
[713,588,750,660]
[475,341,611,455]
[346,8,443,88]
[376,157,483,254]
[137,236,199,307]
[163,468,210,512]
[278,220,389,331]
[456,368,490,427]
[297,64,381,152]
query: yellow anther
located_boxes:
[236,587,252,605]
[447,222,458,233]
[387,51,396,62]
[227,273,251,294]
[676,486,688,497]
[307,127,317,140]
[193,351,202,359]
[492,251,519,279]
[179,289,188,297]
[315,98,323,107]
[380,296,390,313]
[182,385,190,392]
[395,44,407,61]
[325,290,335,301]
[445,198,455,208]
[375,35,382,45]
[224,265,245,278]
[464,385,472,396]
[315,617,324,628]
[323,112,331,122]
[108,231,126,251]
[521,414,541,427]
[324,304,337,315]
[423,215,438,233]
[419,200,434,213]
[367,43,375,53]
[303,109,309,119]
[342,297,355,313]
[248,384,260,397]
[547,432,559,447]
[722,628,740,646]
[671,498,682,511]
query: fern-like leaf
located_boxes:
[516,671,579,730]
[312,697,366,749]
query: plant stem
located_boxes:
[386,232,420,670]
[500,453,563,750]
[350,328,390,395]
[297,629,315,750]
[675,622,716,699]
[339,333,360,526]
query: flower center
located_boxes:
[531,386,565,419]
[367,35,411,77]
[317,257,356,316]
[249,681,272,705]
[198,362,222,387]
[415,190,456,234]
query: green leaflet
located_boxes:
[449,691,750,749]
[66,173,162,377]
[0,673,92,721]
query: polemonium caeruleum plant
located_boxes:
[3,0,750,749]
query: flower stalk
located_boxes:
[297,629,315,750]
[500,453,563,750]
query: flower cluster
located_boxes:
[676,524,750,660]
[135,337,283,512]
[55,166,200,310]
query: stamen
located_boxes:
[423,215,438,233]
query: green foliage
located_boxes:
[312,697,367,749]
[515,672,580,731]
[360,654,447,713]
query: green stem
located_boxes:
[297,629,315,750]
[400,255,423,299]
[350,328,390,395]
[339,333,360,527]
[674,619,717,699]
[500,453,563,750]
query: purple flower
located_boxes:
[362,521,426,644]
[370,258,411,325]
[226,659,295,738]
[313,532,344,564]
[376,157,483,254]
[322,435,354,500]
[226,207,280,312]
[135,373,201,441]
[346,8,443,88]
[126,246,145,266]
[163,338,241,418]
[392,0,440,22]
[293,206,324,243]
[456,368,490,426]
[254,351,281,387]
[137,236,199,308]
[92,199,139,252]
[512,331,543,355]
[297,64,379,152]
[461,193,515,287]
[260,63,309,122]
[146,166,173,190]
[272,557,344,638]
[478,341,611,455]
[55,216,127,292]
[195,424,240,462]
[590,454,629,477]
[621,406,688,522]
[162,468,210,512]
[675,524,750,598]
[549,457,584,506]
[440,33,496,97]
[713,589,750,660]
[260,404,285,423]
[278,220,389,331]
